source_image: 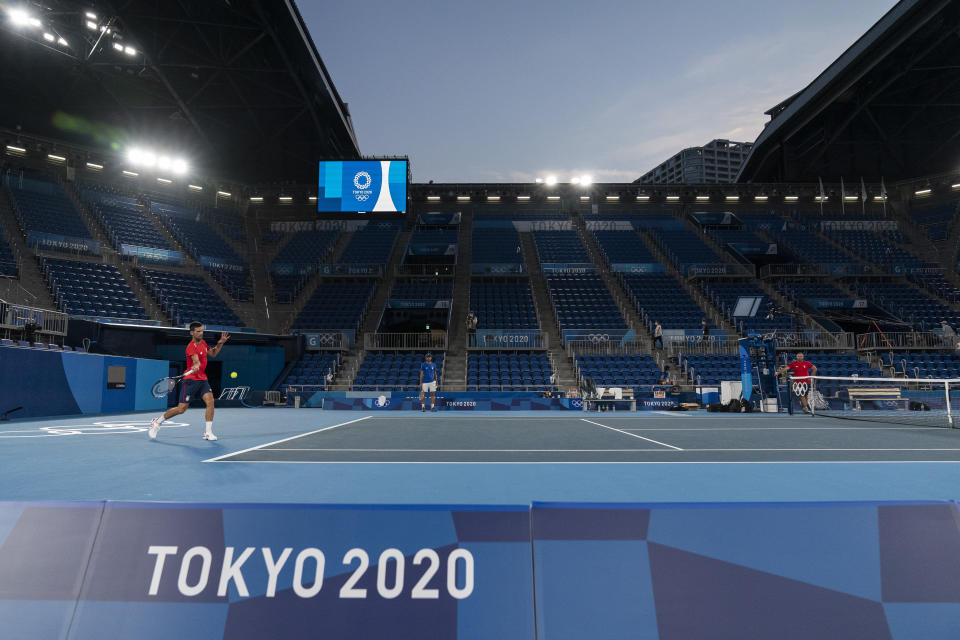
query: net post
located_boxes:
[785,373,793,415]
[946,380,954,428]
[809,375,816,418]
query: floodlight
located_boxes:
[57,36,67,46]
[279,196,293,202]
[571,177,580,185]
[580,175,592,186]
[914,188,931,196]
[308,195,317,202]
[547,195,560,201]
[545,175,557,185]
[666,195,680,201]
[6,144,27,155]
[952,183,960,190]
[580,196,590,201]
[535,178,543,184]
[250,196,263,203]
[9,9,31,27]
[124,46,136,56]
[171,159,188,175]
[456,195,469,201]
[695,195,709,201]
[426,195,440,201]
[784,195,799,202]
[517,195,530,201]
[636,195,650,201]
[112,42,123,51]
[156,177,172,184]
[843,196,858,202]
[122,170,138,177]
[47,153,66,162]
[156,155,171,170]
[754,195,768,202]
[606,195,618,201]
[85,162,103,170]
[726,195,739,202]
[188,184,203,191]
[85,11,97,20]
[487,195,500,201]
[216,190,232,198]
[86,20,97,29]
[140,151,156,167]
[42,32,54,42]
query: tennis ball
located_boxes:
[230,371,238,379]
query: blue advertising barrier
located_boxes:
[531,501,960,640]
[610,263,665,273]
[27,231,100,255]
[541,263,596,274]
[805,297,868,309]
[321,263,384,276]
[0,346,167,417]
[418,212,462,225]
[200,256,246,272]
[561,329,635,345]
[4,500,959,639]
[305,330,355,349]
[269,262,314,276]
[0,501,534,640]
[387,299,451,309]
[471,262,525,275]
[120,244,183,266]
[474,330,543,348]
[325,396,580,411]
[408,243,458,256]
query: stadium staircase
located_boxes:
[276,230,354,334]
[519,232,577,389]
[572,213,652,344]
[442,214,473,390]
[334,229,412,390]
[0,188,55,308]
[61,182,167,323]
[635,228,732,334]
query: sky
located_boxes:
[301,0,897,184]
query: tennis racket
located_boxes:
[151,374,186,399]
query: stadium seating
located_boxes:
[201,206,246,244]
[152,201,251,300]
[679,354,742,386]
[338,228,399,265]
[854,282,960,331]
[138,268,242,327]
[0,225,17,277]
[291,282,376,332]
[390,280,453,299]
[619,273,712,331]
[472,228,523,272]
[270,229,339,301]
[794,352,882,378]
[41,257,147,319]
[911,201,957,241]
[5,175,94,252]
[352,352,444,391]
[776,280,851,305]
[647,229,724,270]
[574,354,665,389]
[591,230,657,265]
[532,230,590,263]
[769,229,859,265]
[824,229,928,270]
[544,275,626,331]
[280,352,341,391]
[467,352,553,390]
[79,184,172,256]
[883,351,960,378]
[469,281,538,328]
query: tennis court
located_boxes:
[5,408,960,505]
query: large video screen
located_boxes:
[317,160,407,213]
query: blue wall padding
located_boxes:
[2,501,960,639]
[0,347,167,418]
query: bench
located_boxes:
[846,388,911,410]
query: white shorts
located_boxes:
[421,381,437,393]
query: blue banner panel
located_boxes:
[475,330,542,348]
[120,244,184,266]
[610,263,665,273]
[471,262,525,275]
[387,299,451,309]
[540,263,596,274]
[408,243,458,256]
[26,231,100,255]
[318,160,407,213]
[0,502,535,640]
[531,502,960,640]
[560,329,635,345]
[199,256,245,272]
[418,212,462,226]
[322,397,578,411]
[305,331,355,349]
[269,263,314,276]
[322,263,384,276]
[804,297,868,309]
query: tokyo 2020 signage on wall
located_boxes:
[318,160,408,213]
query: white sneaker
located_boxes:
[148,418,160,440]
[202,432,218,441]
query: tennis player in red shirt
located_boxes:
[149,322,229,440]
[777,352,818,414]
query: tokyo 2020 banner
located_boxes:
[318,160,408,213]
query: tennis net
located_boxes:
[796,374,960,428]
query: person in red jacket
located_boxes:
[149,322,229,440]
[777,352,818,414]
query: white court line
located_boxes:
[581,419,683,450]
[206,460,960,465]
[231,447,960,453]
[619,426,952,431]
[203,416,372,462]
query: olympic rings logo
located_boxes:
[791,381,809,396]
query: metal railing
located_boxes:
[395,263,455,277]
[565,339,653,356]
[0,299,69,335]
[857,332,955,350]
[364,332,448,350]
[666,331,856,355]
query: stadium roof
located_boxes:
[0,0,360,183]
[738,0,960,184]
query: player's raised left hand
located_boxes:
[218,332,230,345]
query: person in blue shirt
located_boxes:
[419,352,438,412]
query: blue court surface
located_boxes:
[3,408,960,504]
